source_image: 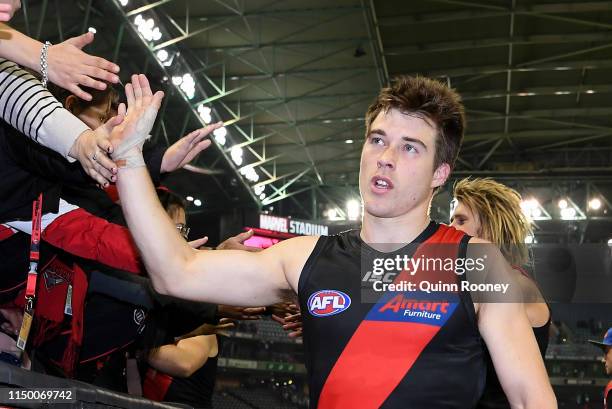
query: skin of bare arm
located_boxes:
[468,237,557,409]
[148,335,217,378]
[114,74,317,307]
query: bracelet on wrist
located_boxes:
[40,41,51,88]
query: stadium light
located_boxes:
[588,198,602,210]
[560,207,576,220]
[213,126,227,146]
[231,146,243,166]
[198,105,213,124]
[346,199,360,221]
[254,185,265,196]
[558,199,568,209]
[156,49,168,62]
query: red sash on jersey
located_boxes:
[143,368,173,402]
[318,225,466,408]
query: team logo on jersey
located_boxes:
[365,292,458,327]
[307,290,351,317]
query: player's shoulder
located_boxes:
[467,236,492,245]
[267,235,321,259]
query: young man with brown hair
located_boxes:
[112,74,556,409]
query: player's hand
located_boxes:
[109,74,164,162]
[47,32,120,101]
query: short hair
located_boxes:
[48,82,120,121]
[365,75,465,172]
[453,177,532,266]
[156,188,186,217]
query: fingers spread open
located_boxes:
[125,83,135,111]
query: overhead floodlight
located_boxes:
[152,27,162,41]
[231,146,243,166]
[186,196,194,201]
[193,199,202,207]
[88,27,97,34]
[560,207,576,220]
[156,49,169,62]
[326,208,344,221]
[558,199,568,209]
[213,126,227,145]
[346,199,360,221]
[520,198,551,221]
[119,0,129,6]
[198,105,212,124]
[179,73,195,99]
[588,198,602,210]
[259,193,266,200]
[254,185,265,196]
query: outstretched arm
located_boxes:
[0,25,119,100]
[114,75,313,306]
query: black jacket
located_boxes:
[0,121,165,223]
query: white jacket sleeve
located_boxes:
[0,58,89,161]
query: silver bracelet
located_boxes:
[40,41,51,88]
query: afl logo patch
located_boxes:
[308,290,351,317]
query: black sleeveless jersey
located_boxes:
[298,222,486,409]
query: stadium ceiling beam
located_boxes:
[525,132,612,152]
[460,84,612,101]
[470,109,612,133]
[468,107,612,123]
[427,0,612,30]
[256,115,365,128]
[380,2,612,26]
[499,0,520,166]
[226,91,374,105]
[204,66,378,82]
[263,123,365,150]
[262,185,318,206]
[174,5,364,20]
[464,128,601,143]
[417,59,612,79]
[197,37,371,52]
[110,2,260,206]
[125,0,176,17]
[458,41,612,86]
[384,31,612,56]
[362,0,389,87]
[227,68,369,128]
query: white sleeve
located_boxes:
[4,199,79,234]
[0,58,90,161]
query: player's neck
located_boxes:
[360,208,431,245]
